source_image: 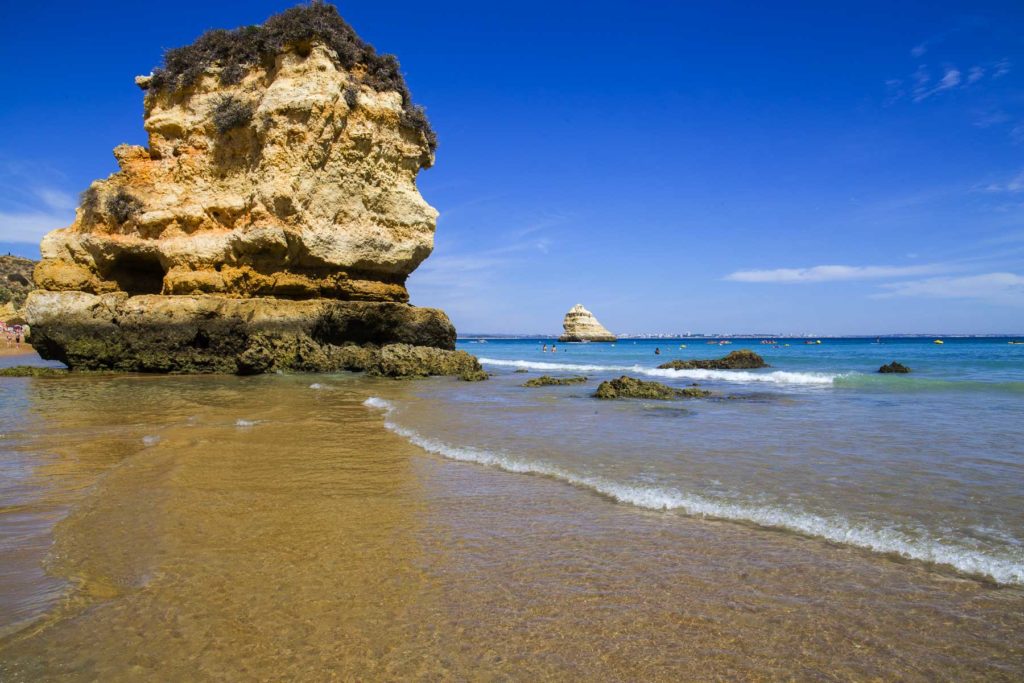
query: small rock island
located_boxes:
[558,304,616,342]
[26,5,480,378]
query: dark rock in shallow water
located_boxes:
[522,375,587,387]
[594,375,711,400]
[513,368,530,374]
[657,349,767,371]
[879,361,911,374]
[26,292,478,378]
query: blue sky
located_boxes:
[1,1,1022,334]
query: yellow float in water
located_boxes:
[934,339,944,345]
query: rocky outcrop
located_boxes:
[879,361,911,374]
[26,291,478,376]
[657,350,767,371]
[0,256,36,323]
[558,304,615,342]
[594,376,711,400]
[27,5,466,376]
[522,375,588,387]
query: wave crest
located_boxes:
[478,358,840,386]
[363,397,1023,585]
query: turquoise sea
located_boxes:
[365,336,1024,585]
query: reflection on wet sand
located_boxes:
[0,374,1022,679]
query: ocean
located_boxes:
[1,337,1022,678]
[440,336,1024,584]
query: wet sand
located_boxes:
[0,373,1022,680]
[0,346,33,358]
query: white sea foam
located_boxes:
[363,397,1024,585]
[478,358,841,386]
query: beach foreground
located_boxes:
[1,366,1022,680]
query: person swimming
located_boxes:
[654,347,661,355]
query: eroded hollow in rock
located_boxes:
[104,253,167,295]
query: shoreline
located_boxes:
[0,345,34,358]
[1,371,1021,678]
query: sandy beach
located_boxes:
[1,371,1021,680]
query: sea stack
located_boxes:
[26,5,477,376]
[558,304,616,342]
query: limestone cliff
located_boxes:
[27,4,468,376]
[558,304,616,342]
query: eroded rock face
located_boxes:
[36,43,435,300]
[26,291,469,375]
[28,5,464,375]
[558,304,616,342]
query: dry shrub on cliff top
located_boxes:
[148,2,436,152]
[105,189,143,224]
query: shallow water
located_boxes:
[460,337,1024,584]
[0,342,1021,679]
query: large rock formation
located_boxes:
[27,4,469,376]
[558,304,616,342]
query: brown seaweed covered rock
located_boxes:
[879,361,911,374]
[657,349,767,371]
[27,5,467,376]
[594,376,711,400]
[522,375,588,387]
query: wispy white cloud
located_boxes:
[912,66,962,102]
[875,272,1024,304]
[724,263,946,284]
[981,169,1024,193]
[0,209,73,243]
[0,160,78,244]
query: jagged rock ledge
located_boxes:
[26,292,483,378]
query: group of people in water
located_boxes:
[540,343,558,353]
[2,324,26,349]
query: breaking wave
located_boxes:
[478,358,841,386]
[364,397,1024,585]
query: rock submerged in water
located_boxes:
[522,375,588,387]
[594,376,711,400]
[879,361,911,374]
[26,5,467,378]
[558,304,616,342]
[657,349,767,371]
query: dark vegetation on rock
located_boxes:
[594,376,712,400]
[879,361,911,374]
[28,298,478,378]
[657,349,767,371]
[104,189,143,225]
[212,95,254,133]
[0,367,68,378]
[522,375,588,387]
[0,255,36,309]
[147,2,436,152]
